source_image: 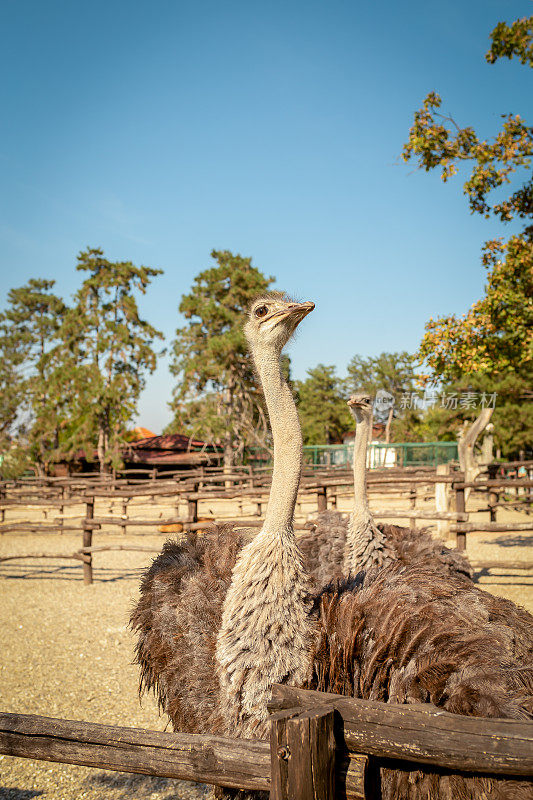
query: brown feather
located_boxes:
[307,564,533,799]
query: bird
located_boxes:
[132,301,533,800]
[308,562,533,799]
[130,292,317,741]
[297,392,472,584]
[343,392,472,578]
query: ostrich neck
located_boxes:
[345,411,395,573]
[258,346,302,532]
[352,413,371,524]
[216,340,312,738]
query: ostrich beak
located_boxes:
[347,395,371,409]
[284,301,315,320]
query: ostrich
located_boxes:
[298,392,471,583]
[309,563,533,799]
[130,292,316,740]
[132,298,532,799]
[343,392,472,578]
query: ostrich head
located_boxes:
[245,292,315,353]
[347,392,373,425]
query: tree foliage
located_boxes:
[411,370,532,458]
[345,351,417,398]
[418,237,533,382]
[0,250,164,475]
[61,248,164,471]
[168,250,275,465]
[295,364,351,445]
[0,279,66,473]
[344,352,421,440]
[403,91,532,229]
[404,14,533,401]
[402,16,533,235]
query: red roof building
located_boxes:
[123,433,221,469]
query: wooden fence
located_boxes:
[1,684,532,799]
[1,465,531,583]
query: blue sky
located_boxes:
[1,0,531,432]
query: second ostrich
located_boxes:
[343,392,472,577]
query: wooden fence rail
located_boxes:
[1,468,531,582]
[1,685,532,799]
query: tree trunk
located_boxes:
[457,408,494,502]
[97,428,106,474]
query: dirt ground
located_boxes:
[1,493,532,799]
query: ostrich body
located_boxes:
[309,565,533,799]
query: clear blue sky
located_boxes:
[1,0,530,432]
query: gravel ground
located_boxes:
[1,500,532,799]
[0,535,210,800]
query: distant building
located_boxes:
[51,432,221,475]
[123,433,221,471]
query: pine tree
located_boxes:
[0,279,66,474]
[61,248,164,472]
[168,250,274,467]
[296,364,351,445]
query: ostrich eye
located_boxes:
[254,305,268,318]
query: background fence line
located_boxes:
[1,464,531,583]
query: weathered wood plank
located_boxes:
[82,501,94,585]
[0,711,367,798]
[270,686,533,776]
[0,712,270,791]
[452,522,533,532]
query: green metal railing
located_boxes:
[245,441,458,469]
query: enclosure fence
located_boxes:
[1,684,532,799]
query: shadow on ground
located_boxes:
[0,564,143,582]
[86,771,208,799]
[0,789,42,800]
[481,535,533,548]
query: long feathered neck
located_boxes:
[260,345,302,533]
[216,341,312,738]
[344,409,396,574]
[352,409,372,524]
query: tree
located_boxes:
[168,250,275,467]
[295,364,351,445]
[403,15,533,384]
[61,248,164,472]
[414,371,533,458]
[417,237,532,382]
[0,279,66,474]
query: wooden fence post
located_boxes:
[270,707,336,800]
[435,464,450,539]
[188,484,199,524]
[489,489,499,522]
[122,499,128,535]
[317,486,327,513]
[455,484,466,551]
[83,500,94,585]
[488,463,498,521]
